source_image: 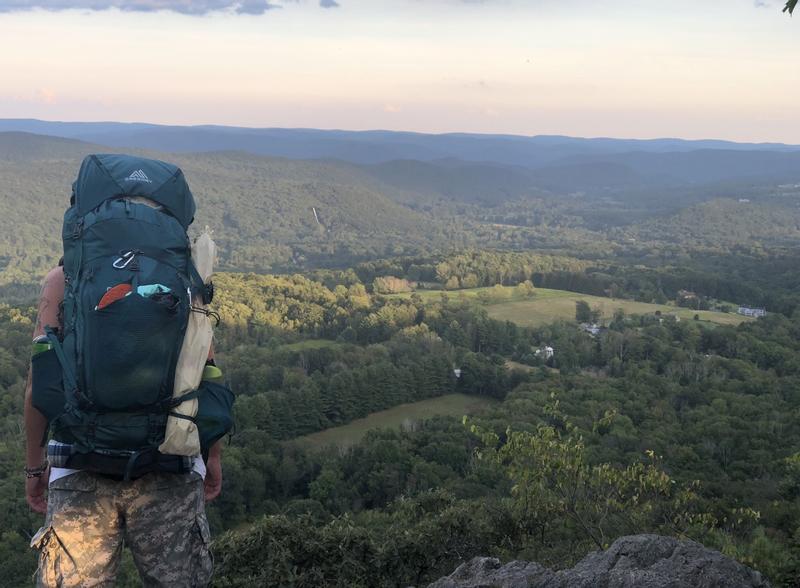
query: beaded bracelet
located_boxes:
[24,461,49,479]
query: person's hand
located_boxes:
[204,455,222,502]
[26,469,49,514]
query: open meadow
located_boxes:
[485,289,750,328]
[290,393,496,450]
[395,286,750,328]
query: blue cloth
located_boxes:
[137,284,171,297]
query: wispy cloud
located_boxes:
[0,0,515,12]
[0,0,284,14]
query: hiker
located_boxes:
[24,155,234,587]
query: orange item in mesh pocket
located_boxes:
[96,283,133,310]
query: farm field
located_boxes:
[486,289,749,327]
[290,393,496,450]
[394,286,750,328]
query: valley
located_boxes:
[0,124,799,586]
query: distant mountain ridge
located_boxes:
[2,119,799,169]
[5,119,800,198]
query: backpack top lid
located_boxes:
[72,154,196,229]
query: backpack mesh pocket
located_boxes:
[85,293,184,410]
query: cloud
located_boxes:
[0,0,508,12]
[36,88,58,104]
[0,0,284,14]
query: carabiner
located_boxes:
[113,250,136,269]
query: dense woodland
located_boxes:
[0,253,799,585]
[1,133,800,586]
[3,132,800,304]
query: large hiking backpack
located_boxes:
[35,154,229,479]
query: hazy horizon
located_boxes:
[6,117,800,147]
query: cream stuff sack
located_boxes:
[159,229,217,456]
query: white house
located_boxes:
[580,323,602,336]
[737,306,766,318]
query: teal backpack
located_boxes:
[32,154,233,479]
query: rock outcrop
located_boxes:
[427,534,770,588]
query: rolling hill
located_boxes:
[0,132,447,291]
[3,127,800,303]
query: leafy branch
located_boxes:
[466,394,718,551]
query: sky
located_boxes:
[0,0,798,142]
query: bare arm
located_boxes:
[204,343,222,501]
[204,441,223,502]
[25,267,64,512]
[204,345,222,501]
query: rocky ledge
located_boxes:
[428,534,769,588]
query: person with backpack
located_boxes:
[24,155,234,587]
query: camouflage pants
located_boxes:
[30,471,213,588]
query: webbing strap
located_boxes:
[66,450,191,481]
[168,411,197,423]
[188,261,213,304]
[123,449,149,482]
[162,389,200,411]
[44,327,79,397]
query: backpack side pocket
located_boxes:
[195,380,235,459]
[31,348,65,424]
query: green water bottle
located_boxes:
[32,335,52,357]
[202,363,223,381]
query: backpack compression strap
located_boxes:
[189,261,214,305]
[45,326,80,404]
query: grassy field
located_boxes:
[290,394,496,451]
[281,339,341,351]
[395,286,749,328]
[486,289,749,328]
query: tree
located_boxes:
[575,300,592,323]
[785,0,797,15]
[467,398,716,550]
[515,280,536,299]
[444,276,460,290]
[373,276,412,294]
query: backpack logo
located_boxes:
[124,169,152,183]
